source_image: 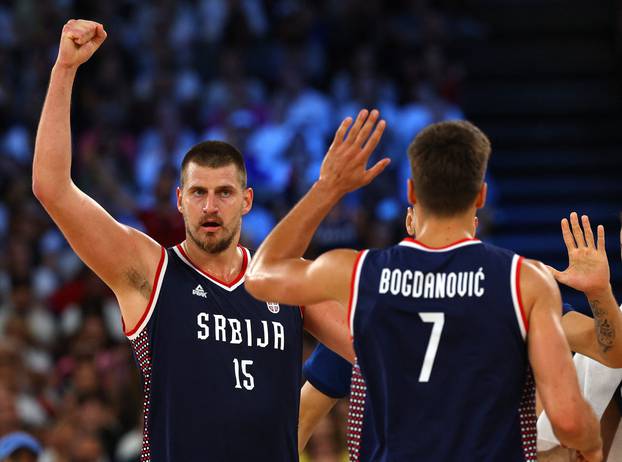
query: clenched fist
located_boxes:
[56,19,107,69]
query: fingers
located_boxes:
[63,19,104,46]
[569,212,586,247]
[582,215,595,248]
[93,23,108,46]
[561,217,577,252]
[355,109,380,147]
[345,109,369,144]
[597,224,606,254]
[359,119,386,159]
[331,117,353,149]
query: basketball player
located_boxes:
[246,111,603,460]
[301,211,622,461]
[32,19,351,461]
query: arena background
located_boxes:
[0,1,621,461]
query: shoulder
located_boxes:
[519,258,561,317]
[313,248,361,272]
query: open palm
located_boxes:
[548,212,610,296]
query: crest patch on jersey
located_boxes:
[267,302,280,313]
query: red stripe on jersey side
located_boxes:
[401,236,480,249]
[125,246,166,337]
[347,251,366,339]
[515,256,528,332]
[176,244,248,287]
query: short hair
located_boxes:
[180,141,247,188]
[407,120,491,216]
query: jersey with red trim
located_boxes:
[350,238,536,462]
[126,245,303,462]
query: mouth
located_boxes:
[200,220,223,233]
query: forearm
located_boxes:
[32,64,78,200]
[586,285,622,366]
[298,381,338,452]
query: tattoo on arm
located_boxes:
[590,299,615,354]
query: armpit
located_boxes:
[126,268,151,300]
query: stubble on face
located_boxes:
[185,213,241,255]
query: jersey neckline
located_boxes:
[399,237,482,252]
[174,243,250,291]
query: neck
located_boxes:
[413,210,477,247]
[182,234,244,283]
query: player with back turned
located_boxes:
[32,19,352,461]
[246,110,607,461]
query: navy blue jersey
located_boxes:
[124,245,303,462]
[349,237,536,462]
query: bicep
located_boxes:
[39,182,159,290]
[246,249,356,307]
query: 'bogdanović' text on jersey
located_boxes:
[349,237,536,462]
[124,245,303,462]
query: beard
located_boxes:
[185,216,240,255]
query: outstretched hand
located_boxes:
[547,212,610,297]
[318,109,390,197]
[56,19,107,69]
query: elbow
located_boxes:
[32,173,53,204]
[550,415,583,441]
[549,404,592,445]
[32,174,69,205]
[32,175,48,203]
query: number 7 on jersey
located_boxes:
[418,312,445,382]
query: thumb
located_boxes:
[544,265,563,281]
[363,158,390,185]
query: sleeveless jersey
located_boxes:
[124,244,303,462]
[348,237,536,462]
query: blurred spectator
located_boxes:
[0,431,42,462]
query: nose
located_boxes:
[202,192,219,214]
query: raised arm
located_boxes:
[245,109,389,305]
[547,213,622,367]
[32,20,161,330]
[524,259,602,460]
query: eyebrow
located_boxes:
[187,184,237,192]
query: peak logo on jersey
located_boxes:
[192,284,208,298]
[267,302,280,314]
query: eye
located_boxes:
[193,189,205,196]
[220,190,232,198]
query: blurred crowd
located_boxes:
[0,1,484,460]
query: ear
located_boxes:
[475,182,487,209]
[241,187,254,216]
[176,186,183,213]
[407,179,417,205]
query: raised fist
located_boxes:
[56,19,107,69]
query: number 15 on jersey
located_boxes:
[233,358,255,390]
